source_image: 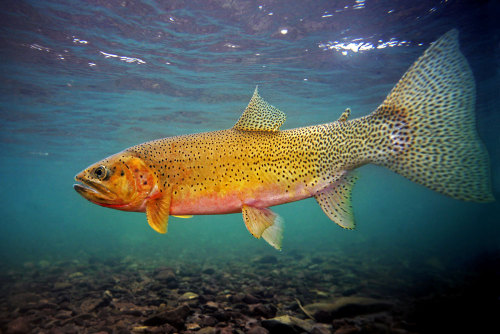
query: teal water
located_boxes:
[1,0,499,315]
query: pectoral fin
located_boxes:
[242,205,284,250]
[315,172,358,229]
[146,194,172,234]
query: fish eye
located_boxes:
[93,165,110,180]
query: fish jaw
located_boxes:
[74,172,125,208]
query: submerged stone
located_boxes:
[180,291,199,301]
[261,315,314,334]
[6,317,31,334]
[254,255,278,264]
[143,304,191,329]
[303,297,392,322]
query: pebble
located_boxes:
[154,267,176,282]
[53,282,72,290]
[303,297,392,322]
[143,304,191,329]
[6,317,31,334]
[68,272,83,279]
[197,326,216,334]
[0,250,463,333]
[180,291,199,301]
[254,255,278,264]
[204,301,219,311]
[186,323,201,330]
[248,303,277,318]
[202,268,216,275]
[261,315,314,333]
[243,294,260,304]
[247,325,269,334]
[199,315,218,326]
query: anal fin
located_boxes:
[315,172,358,229]
[242,205,284,250]
[146,194,171,234]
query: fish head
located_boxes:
[73,152,159,211]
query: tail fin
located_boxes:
[367,29,493,202]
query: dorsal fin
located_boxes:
[233,86,286,132]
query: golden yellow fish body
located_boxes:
[127,122,359,216]
[74,30,493,250]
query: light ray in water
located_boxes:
[318,37,414,55]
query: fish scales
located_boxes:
[74,30,493,250]
[126,121,367,216]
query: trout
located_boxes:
[74,30,493,249]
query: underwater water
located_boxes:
[1,0,499,333]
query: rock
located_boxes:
[180,291,199,301]
[186,323,201,330]
[34,299,59,310]
[6,317,31,334]
[243,294,260,304]
[143,304,191,329]
[68,272,84,279]
[211,310,230,321]
[248,303,277,318]
[80,298,101,313]
[333,326,359,334]
[79,291,111,313]
[55,309,74,319]
[154,267,176,282]
[114,301,150,317]
[54,282,72,290]
[150,324,176,333]
[8,292,40,307]
[230,293,245,303]
[202,268,216,275]
[202,285,217,295]
[38,259,51,267]
[341,288,358,297]
[23,262,35,269]
[261,315,314,334]
[254,255,278,264]
[199,315,218,326]
[204,301,219,310]
[123,309,144,317]
[133,324,176,333]
[247,325,270,334]
[311,324,333,334]
[303,297,392,323]
[217,327,234,334]
[198,327,216,334]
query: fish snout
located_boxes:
[74,171,85,182]
[73,170,116,205]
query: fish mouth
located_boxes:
[73,177,116,204]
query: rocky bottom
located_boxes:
[0,249,498,334]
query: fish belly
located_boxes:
[168,173,331,215]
